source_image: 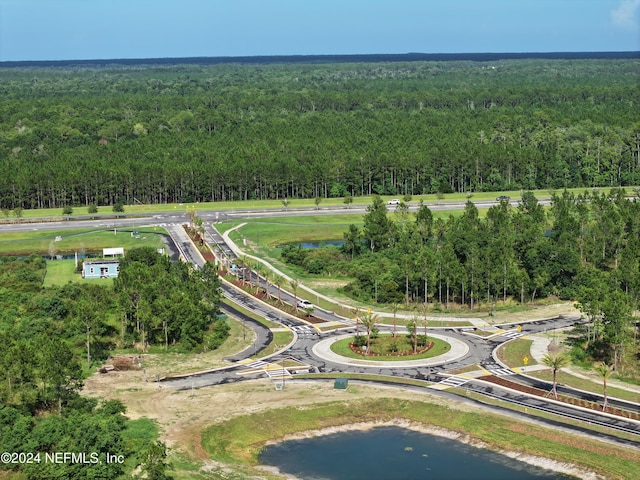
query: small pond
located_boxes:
[259,426,573,480]
[278,240,345,249]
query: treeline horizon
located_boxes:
[1,50,637,68]
[1,58,639,210]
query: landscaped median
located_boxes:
[218,269,328,334]
[330,334,451,361]
[313,332,468,368]
[478,375,640,421]
[495,336,640,420]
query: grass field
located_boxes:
[527,369,640,404]
[43,259,116,287]
[497,338,538,367]
[0,226,168,255]
[222,209,470,250]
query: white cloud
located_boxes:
[611,0,640,28]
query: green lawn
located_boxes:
[0,226,168,255]
[43,259,115,287]
[221,210,470,250]
[497,339,640,403]
[527,369,640,404]
[497,338,538,367]
[231,220,354,249]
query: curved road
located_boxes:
[3,203,639,445]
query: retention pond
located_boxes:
[259,426,574,479]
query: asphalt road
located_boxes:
[166,222,640,443]
[3,202,639,444]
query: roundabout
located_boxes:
[312,332,469,368]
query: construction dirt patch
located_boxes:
[82,371,451,458]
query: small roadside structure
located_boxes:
[334,378,349,390]
[83,260,120,279]
[103,247,124,258]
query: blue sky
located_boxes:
[0,0,638,61]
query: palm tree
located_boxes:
[360,312,378,355]
[594,362,613,411]
[542,352,570,399]
[263,269,272,300]
[238,256,249,286]
[186,205,196,229]
[421,304,430,338]
[352,307,361,337]
[273,275,284,305]
[253,263,263,294]
[391,303,400,338]
[408,315,419,354]
[289,279,299,312]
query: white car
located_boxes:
[297,299,314,310]
[387,199,401,206]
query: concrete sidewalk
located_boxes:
[520,334,640,395]
[529,335,552,363]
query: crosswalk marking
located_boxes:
[340,318,358,326]
[429,375,470,390]
[487,368,514,376]
[290,325,316,335]
[501,331,524,339]
[244,360,269,369]
[439,376,469,387]
[265,368,291,379]
[237,359,286,377]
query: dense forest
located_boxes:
[0,59,639,209]
[113,248,226,352]
[0,256,156,478]
[0,252,223,478]
[282,189,639,371]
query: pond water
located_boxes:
[4,252,101,261]
[47,252,100,260]
[278,240,345,249]
[259,426,573,480]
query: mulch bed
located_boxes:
[479,375,640,420]
[348,340,435,357]
[182,224,215,262]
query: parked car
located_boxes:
[387,199,401,206]
[297,299,314,310]
[496,195,511,202]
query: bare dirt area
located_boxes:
[385,301,578,325]
[487,301,581,324]
[82,373,452,460]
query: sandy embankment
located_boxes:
[258,419,604,480]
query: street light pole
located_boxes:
[282,356,286,389]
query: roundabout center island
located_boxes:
[313,332,469,368]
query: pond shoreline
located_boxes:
[258,419,603,480]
